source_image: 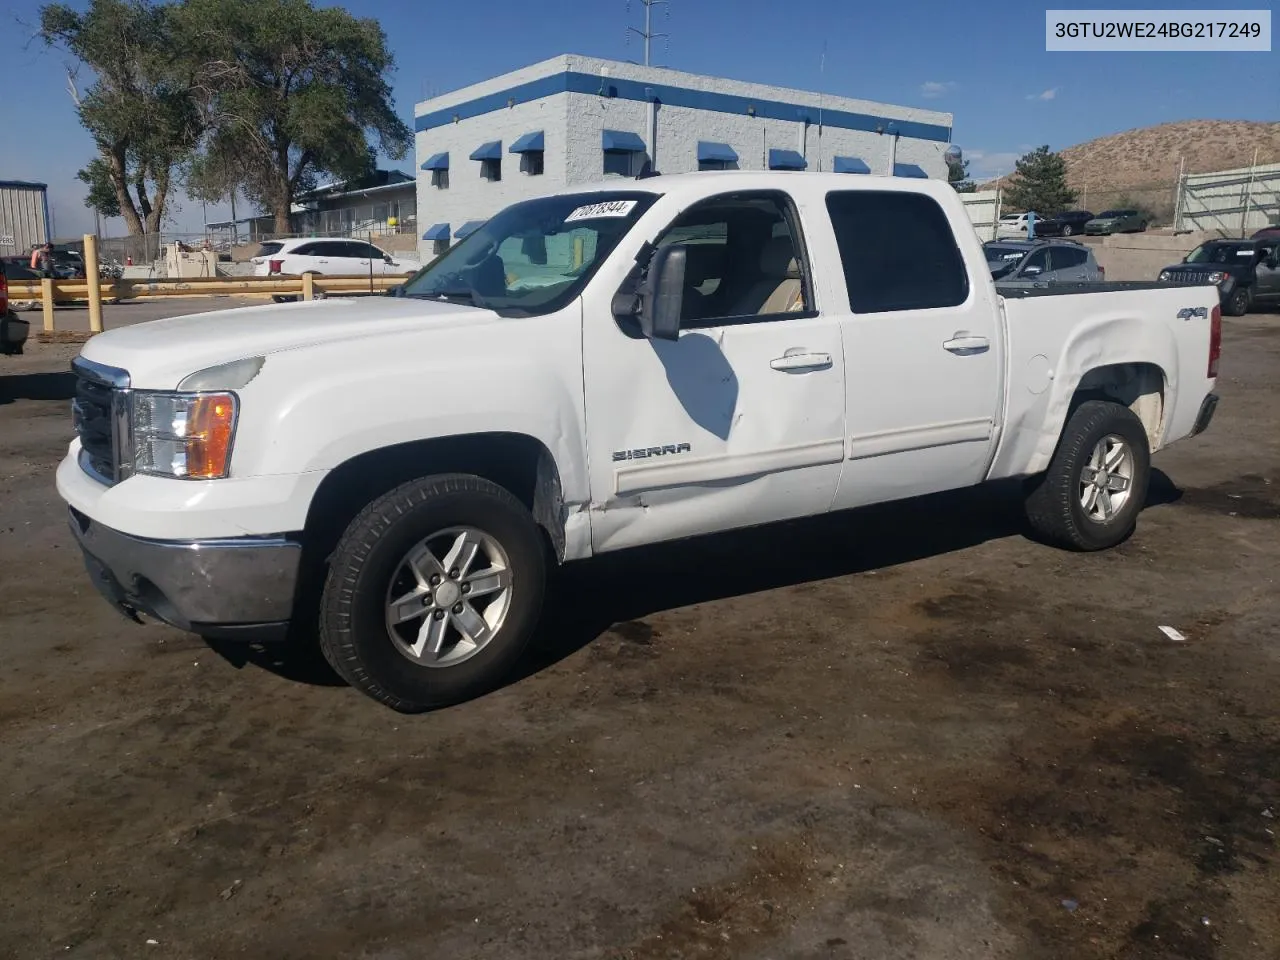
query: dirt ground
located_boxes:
[1,312,1277,960]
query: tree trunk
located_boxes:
[104,145,145,239]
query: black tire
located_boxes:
[319,473,547,712]
[271,295,296,304]
[1024,400,1151,551]
[1225,286,1252,317]
[1061,224,1074,237]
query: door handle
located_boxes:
[770,352,832,372]
[942,335,990,355]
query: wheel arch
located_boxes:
[300,432,571,573]
[1070,361,1167,452]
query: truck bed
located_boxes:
[998,280,1203,298]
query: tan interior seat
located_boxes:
[727,236,806,316]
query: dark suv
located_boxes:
[1158,239,1280,316]
[1034,210,1094,237]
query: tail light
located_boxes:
[268,259,284,274]
[1207,304,1221,379]
[1097,264,1105,279]
[0,270,8,314]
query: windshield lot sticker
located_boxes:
[565,200,638,223]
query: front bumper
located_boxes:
[68,507,300,640]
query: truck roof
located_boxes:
[546,169,956,203]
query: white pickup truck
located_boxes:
[57,172,1221,712]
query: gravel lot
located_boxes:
[1,309,1277,960]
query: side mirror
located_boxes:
[637,244,686,341]
[1022,264,1043,277]
[384,255,395,264]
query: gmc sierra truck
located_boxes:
[57,172,1221,712]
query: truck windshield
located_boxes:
[1185,242,1255,264]
[401,191,660,316]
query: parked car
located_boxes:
[252,237,422,302]
[0,259,30,356]
[984,238,1104,286]
[996,211,1040,238]
[58,171,1221,712]
[1085,209,1148,235]
[1033,210,1095,238]
[1158,238,1280,316]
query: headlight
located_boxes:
[1159,271,1171,281]
[131,392,238,479]
[1206,271,1226,285]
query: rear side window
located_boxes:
[1054,247,1089,269]
[826,191,969,313]
[255,242,284,258]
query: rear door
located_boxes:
[825,188,1004,509]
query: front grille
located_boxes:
[71,358,130,485]
[1166,271,1213,285]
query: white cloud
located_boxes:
[1026,87,1060,101]
[919,81,956,99]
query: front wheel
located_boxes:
[1024,400,1151,551]
[319,474,547,712]
[1061,224,1074,237]
[1225,286,1252,317]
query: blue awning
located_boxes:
[768,149,807,171]
[602,129,646,153]
[697,141,738,163]
[421,152,449,171]
[833,155,871,174]
[470,141,502,161]
[893,163,929,179]
[509,131,545,153]
[455,220,486,239]
[422,223,450,241]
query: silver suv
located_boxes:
[983,239,1104,287]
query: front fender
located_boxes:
[226,310,590,504]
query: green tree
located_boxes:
[178,0,412,233]
[40,0,201,238]
[1002,146,1077,216]
[947,156,975,193]
[77,158,122,219]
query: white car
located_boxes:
[251,238,421,301]
[59,171,1220,712]
[996,211,1040,238]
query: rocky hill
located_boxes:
[980,120,1280,214]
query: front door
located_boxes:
[1255,244,1280,303]
[581,190,847,553]
[824,188,1004,510]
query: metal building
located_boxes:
[414,54,954,257]
[0,180,51,257]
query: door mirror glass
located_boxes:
[638,244,686,341]
[384,255,395,264]
[1022,264,1043,277]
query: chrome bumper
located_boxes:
[68,508,300,640]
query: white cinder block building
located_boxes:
[414,54,954,257]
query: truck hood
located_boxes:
[79,296,496,388]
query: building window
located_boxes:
[432,239,449,257]
[481,158,502,182]
[603,151,636,177]
[522,151,545,176]
[431,169,449,189]
[698,159,730,172]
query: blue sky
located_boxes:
[1,0,1275,237]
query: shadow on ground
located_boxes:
[212,471,1182,696]
[0,370,75,405]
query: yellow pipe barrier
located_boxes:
[84,234,104,333]
[41,278,54,333]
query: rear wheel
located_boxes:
[319,474,547,712]
[1061,224,1074,237]
[1225,286,1252,317]
[1024,400,1151,551]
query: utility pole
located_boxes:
[627,0,669,66]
